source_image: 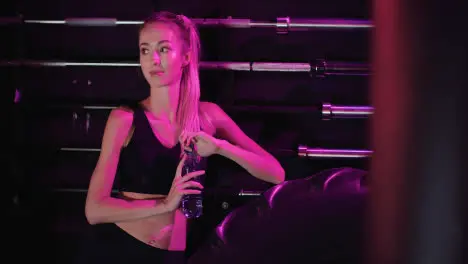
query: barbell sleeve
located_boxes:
[298,145,372,158]
[321,103,374,119]
[64,18,118,27]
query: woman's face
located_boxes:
[139,22,188,88]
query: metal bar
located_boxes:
[298,145,372,158]
[22,19,143,26]
[252,62,310,72]
[1,16,373,30]
[191,18,254,28]
[52,188,111,193]
[0,60,140,67]
[200,61,251,71]
[60,147,100,152]
[321,103,374,119]
[80,105,115,110]
[0,60,370,76]
[64,18,117,26]
[52,188,262,196]
[59,146,368,173]
[60,145,373,158]
[226,105,319,114]
[314,59,371,77]
[37,104,319,115]
[287,18,373,29]
[44,104,320,115]
[238,190,263,197]
[60,145,373,159]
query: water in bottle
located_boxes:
[181,143,205,219]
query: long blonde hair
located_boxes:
[140,11,201,133]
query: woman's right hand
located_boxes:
[162,154,205,212]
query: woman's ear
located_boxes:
[182,51,191,67]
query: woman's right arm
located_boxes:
[84,107,168,225]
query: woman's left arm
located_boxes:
[202,102,285,184]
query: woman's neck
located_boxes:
[146,83,180,124]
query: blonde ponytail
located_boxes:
[176,15,201,133]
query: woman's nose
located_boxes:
[152,52,161,65]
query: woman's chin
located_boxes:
[148,79,167,88]
[148,79,179,88]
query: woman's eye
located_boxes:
[140,48,149,55]
[160,47,170,53]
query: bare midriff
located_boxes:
[115,191,186,251]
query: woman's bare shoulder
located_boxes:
[199,101,221,135]
[106,105,134,128]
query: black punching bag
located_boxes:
[188,168,368,264]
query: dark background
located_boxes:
[4,0,372,262]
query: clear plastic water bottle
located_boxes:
[181,143,205,219]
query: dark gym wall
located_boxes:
[5,0,372,262]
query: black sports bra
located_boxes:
[115,104,182,195]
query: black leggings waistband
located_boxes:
[73,223,186,264]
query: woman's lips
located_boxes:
[149,70,164,76]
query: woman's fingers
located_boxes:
[178,181,204,190]
[176,170,205,183]
[184,145,193,152]
[179,131,189,146]
[175,154,187,179]
[182,189,202,195]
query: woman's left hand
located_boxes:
[180,131,222,157]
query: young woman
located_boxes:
[81,11,285,263]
